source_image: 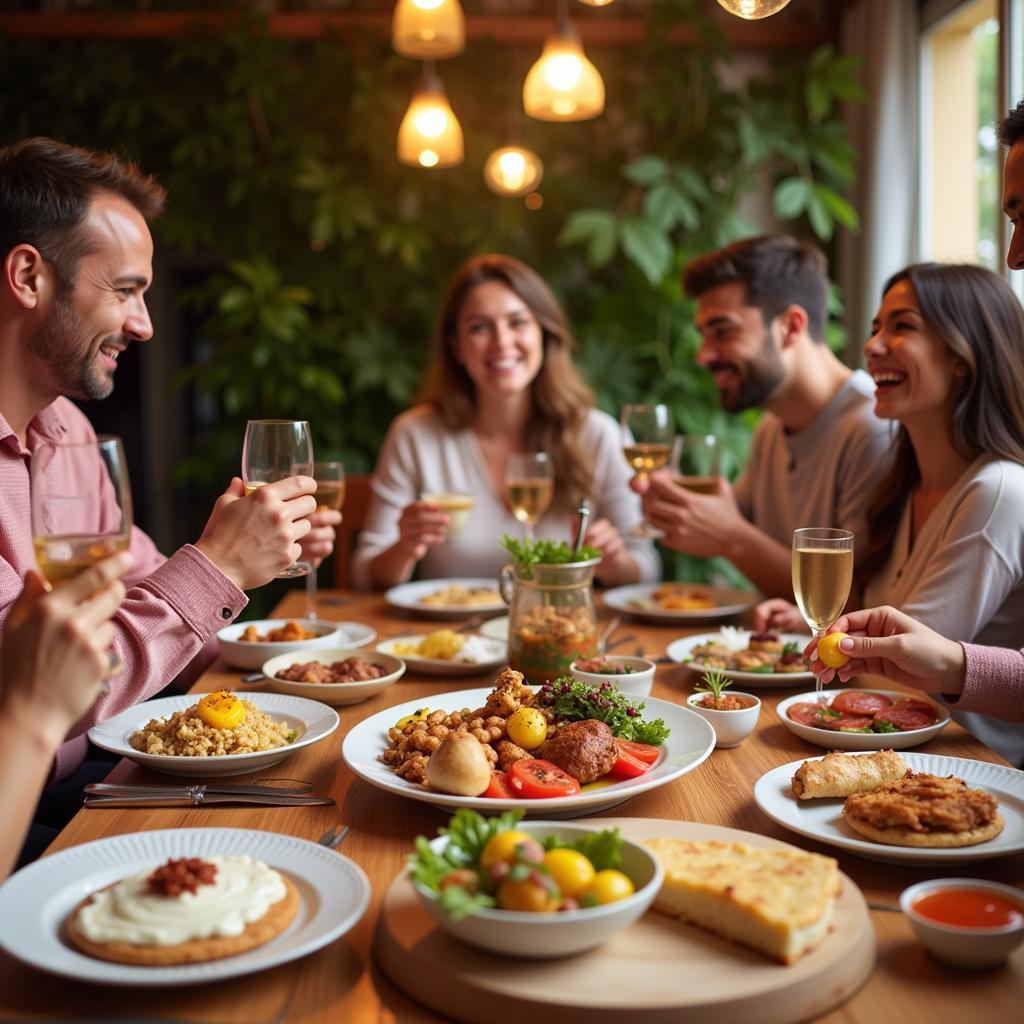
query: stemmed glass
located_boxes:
[242,420,314,579]
[674,434,720,494]
[505,451,554,541]
[791,528,854,703]
[620,403,674,537]
[305,460,346,620]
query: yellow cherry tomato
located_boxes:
[395,707,430,730]
[583,869,635,906]
[542,849,596,899]
[496,876,558,913]
[506,706,548,750]
[817,632,851,669]
[480,830,542,869]
[197,691,246,730]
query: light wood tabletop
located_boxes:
[1,589,1021,1023]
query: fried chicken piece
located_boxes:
[844,772,999,833]
[484,668,533,718]
[539,719,617,784]
[495,739,530,770]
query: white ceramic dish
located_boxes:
[753,752,1024,865]
[570,656,656,696]
[412,820,663,957]
[480,615,509,642]
[667,630,814,687]
[377,634,507,676]
[342,686,715,819]
[776,690,951,750]
[685,691,761,748]
[217,618,376,670]
[259,648,405,706]
[602,583,755,623]
[384,578,504,618]
[88,692,340,777]
[899,878,1024,969]
[0,828,370,986]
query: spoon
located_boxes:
[572,499,591,554]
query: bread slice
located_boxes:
[645,839,840,964]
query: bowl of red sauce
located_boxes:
[900,878,1024,969]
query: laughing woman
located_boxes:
[351,254,658,589]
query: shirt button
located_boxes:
[221,607,232,620]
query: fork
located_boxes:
[317,823,350,850]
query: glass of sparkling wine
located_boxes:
[505,451,554,541]
[420,491,475,540]
[792,528,854,703]
[674,434,720,494]
[621,403,674,537]
[30,436,133,676]
[242,419,314,578]
[305,460,345,619]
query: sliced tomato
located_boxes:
[509,759,581,799]
[615,739,660,764]
[483,771,517,799]
[787,702,840,728]
[831,691,892,715]
[608,748,651,780]
[874,707,934,731]
[890,698,938,721]
[824,714,874,731]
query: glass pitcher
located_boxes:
[499,556,601,684]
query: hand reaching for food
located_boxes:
[753,598,806,633]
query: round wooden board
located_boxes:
[373,817,875,1024]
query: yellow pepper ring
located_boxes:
[395,708,430,730]
[197,691,246,730]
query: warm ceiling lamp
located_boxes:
[392,0,466,60]
[715,0,793,18]
[483,146,544,197]
[397,68,464,168]
[523,17,605,121]
[577,0,618,6]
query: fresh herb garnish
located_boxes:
[538,676,670,745]
[781,641,801,656]
[872,719,899,733]
[499,536,602,578]
[693,667,732,704]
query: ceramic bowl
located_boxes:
[569,656,657,696]
[217,618,375,670]
[411,820,663,957]
[900,878,1024,969]
[259,648,405,706]
[685,691,761,748]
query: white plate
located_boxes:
[480,615,509,642]
[377,635,507,676]
[342,686,715,819]
[260,648,406,706]
[216,619,376,671]
[0,828,369,986]
[777,690,951,750]
[88,692,340,777]
[384,578,505,618]
[753,752,1024,865]
[667,631,814,687]
[602,583,755,622]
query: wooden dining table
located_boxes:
[1,588,1021,1023]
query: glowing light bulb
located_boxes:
[392,0,465,59]
[577,0,618,5]
[544,54,583,91]
[484,146,544,197]
[397,73,463,168]
[413,107,447,138]
[715,0,793,19]
[523,24,604,122]
[413,0,444,9]
[419,150,440,167]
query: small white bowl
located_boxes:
[259,648,405,706]
[685,691,761,748]
[217,618,376,670]
[411,820,663,957]
[569,655,656,696]
[900,878,1024,969]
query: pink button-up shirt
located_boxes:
[0,398,246,780]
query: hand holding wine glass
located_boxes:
[621,404,674,537]
[505,452,553,540]
[305,460,346,619]
[674,434,720,494]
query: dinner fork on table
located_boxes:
[317,823,350,850]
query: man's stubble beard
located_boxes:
[720,330,785,413]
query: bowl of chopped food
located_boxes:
[685,669,761,748]
[569,655,656,696]
[408,809,663,957]
[260,648,406,706]
[217,618,375,670]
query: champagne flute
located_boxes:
[505,451,554,541]
[620,403,674,537]
[306,460,346,620]
[792,528,854,703]
[242,419,314,579]
[674,434,720,494]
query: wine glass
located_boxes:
[305,460,346,620]
[505,452,554,540]
[674,434,720,494]
[242,420,314,578]
[620,403,674,537]
[791,528,854,703]
[419,491,475,540]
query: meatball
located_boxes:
[538,719,617,784]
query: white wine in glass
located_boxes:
[674,434,720,494]
[305,460,345,620]
[242,419,314,578]
[621,403,674,537]
[792,527,854,703]
[505,451,554,540]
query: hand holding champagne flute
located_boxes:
[791,527,854,703]
[621,403,673,537]
[505,451,553,541]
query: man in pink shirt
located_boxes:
[0,138,337,787]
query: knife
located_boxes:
[84,793,335,808]
[84,780,316,798]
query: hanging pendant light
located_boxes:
[715,0,793,18]
[484,146,544,197]
[523,14,605,122]
[397,66,464,168]
[577,0,618,6]
[392,0,466,60]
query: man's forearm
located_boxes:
[725,519,793,598]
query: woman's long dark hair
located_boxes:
[859,263,1024,586]
[418,254,596,508]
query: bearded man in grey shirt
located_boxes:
[634,235,893,597]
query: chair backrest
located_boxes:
[333,473,371,589]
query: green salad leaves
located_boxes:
[538,676,670,745]
[500,536,602,577]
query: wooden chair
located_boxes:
[332,473,371,589]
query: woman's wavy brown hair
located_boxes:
[859,262,1024,586]
[419,254,596,509]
